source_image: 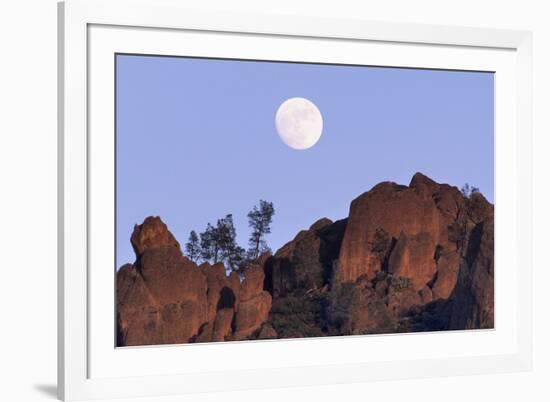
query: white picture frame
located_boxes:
[58,0,533,400]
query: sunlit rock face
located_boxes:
[117,173,494,346]
[337,177,441,286]
[117,218,209,346]
[117,217,272,346]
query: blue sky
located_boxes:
[116,55,494,268]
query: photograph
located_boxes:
[2,0,544,400]
[115,54,495,347]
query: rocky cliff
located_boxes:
[117,173,494,346]
[117,217,271,346]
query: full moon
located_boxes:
[275,97,323,150]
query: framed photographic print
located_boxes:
[58,0,533,400]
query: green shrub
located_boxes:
[371,228,391,255]
[390,276,410,291]
[324,282,359,335]
[267,284,361,338]
[268,295,326,338]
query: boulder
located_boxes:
[387,285,422,316]
[336,172,489,295]
[431,251,460,299]
[130,216,180,257]
[387,231,437,290]
[230,262,273,340]
[337,178,441,283]
[419,286,433,304]
[138,245,206,307]
[258,323,278,339]
[117,263,158,346]
[240,264,266,302]
[228,271,241,305]
[202,262,232,322]
[194,322,213,343]
[117,217,208,346]
[432,184,467,251]
[233,291,272,340]
[212,308,234,342]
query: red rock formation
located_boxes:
[201,262,234,323]
[117,218,209,346]
[117,173,494,344]
[431,250,460,299]
[449,215,494,329]
[233,264,272,340]
[336,173,493,301]
[387,285,422,316]
[117,217,269,346]
[337,176,441,285]
[387,231,437,290]
[265,218,347,297]
[419,285,433,304]
[212,308,234,341]
[130,216,180,256]
[258,323,278,339]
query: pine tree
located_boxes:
[247,200,275,260]
[200,223,219,263]
[185,230,201,262]
[199,215,245,272]
[216,214,245,272]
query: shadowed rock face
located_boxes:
[117,173,494,345]
[448,215,494,329]
[264,218,347,298]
